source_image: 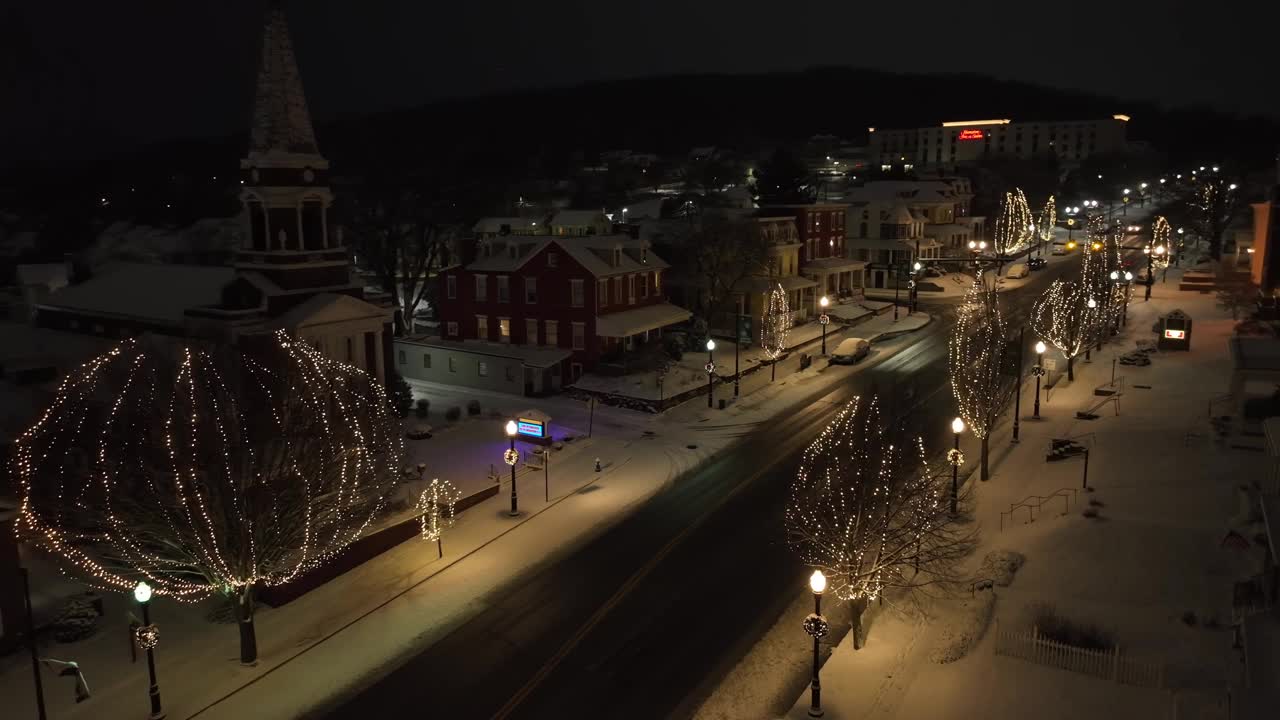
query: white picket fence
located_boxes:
[993,622,1164,689]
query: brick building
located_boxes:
[758,203,866,306]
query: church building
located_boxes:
[35,2,394,382]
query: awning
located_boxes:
[743,275,819,293]
[595,302,692,337]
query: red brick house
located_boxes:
[397,234,690,394]
[759,203,866,303]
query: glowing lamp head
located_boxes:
[1110,270,1119,280]
[1035,341,1047,355]
[913,261,922,271]
[134,581,153,604]
[809,570,827,595]
[1087,298,1098,309]
[505,420,518,437]
[1124,271,1133,281]
[1155,245,1166,255]
[706,339,716,351]
[1140,182,1148,189]
[979,241,987,250]
[819,295,829,308]
[968,240,977,250]
[1229,183,1238,190]
[951,417,965,434]
[1067,241,1077,250]
[1177,228,1185,235]
[1123,188,1130,195]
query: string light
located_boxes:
[992,188,1034,255]
[785,396,976,613]
[1031,278,1103,381]
[13,331,404,605]
[416,478,460,545]
[761,282,791,362]
[948,278,1014,480]
[1037,195,1056,243]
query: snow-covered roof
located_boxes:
[884,203,916,225]
[618,198,664,220]
[595,303,691,338]
[845,181,961,204]
[472,217,543,235]
[556,236,670,277]
[0,321,112,371]
[802,257,868,273]
[274,292,389,331]
[468,238,556,272]
[550,210,609,228]
[396,336,572,369]
[247,2,320,158]
[39,262,235,326]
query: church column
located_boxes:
[296,202,305,251]
[373,327,385,383]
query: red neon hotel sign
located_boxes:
[957,129,985,141]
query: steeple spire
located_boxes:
[249,0,320,158]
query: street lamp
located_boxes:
[803,570,829,718]
[818,296,830,355]
[949,417,965,514]
[1033,342,1046,419]
[706,339,716,408]
[133,582,165,720]
[911,262,922,313]
[504,420,519,516]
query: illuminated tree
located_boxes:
[949,278,1015,481]
[760,282,792,381]
[786,396,977,649]
[1181,173,1241,260]
[1014,188,1034,247]
[1037,195,1057,243]
[991,191,1020,257]
[415,476,461,559]
[13,332,403,664]
[1031,279,1100,382]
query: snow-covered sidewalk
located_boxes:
[693,268,1256,720]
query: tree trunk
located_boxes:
[1067,355,1074,382]
[238,585,258,666]
[980,434,990,481]
[851,596,869,650]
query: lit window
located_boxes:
[498,318,510,343]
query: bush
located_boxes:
[1031,603,1115,650]
[52,596,101,643]
[664,335,684,362]
[445,406,461,421]
[1082,507,1100,518]
[978,550,1025,587]
[414,398,430,418]
[388,371,414,418]
[466,399,481,416]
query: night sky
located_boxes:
[2,0,1271,166]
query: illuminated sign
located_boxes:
[516,418,546,438]
[957,129,985,141]
[1164,329,1185,340]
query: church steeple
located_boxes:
[248,0,320,160]
[236,0,349,294]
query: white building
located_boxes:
[870,115,1130,170]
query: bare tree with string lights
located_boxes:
[13,331,403,665]
[786,395,977,650]
[1037,195,1057,245]
[760,281,791,382]
[1014,188,1034,248]
[991,191,1021,258]
[949,276,1016,481]
[1031,278,1100,382]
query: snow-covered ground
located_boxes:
[696,267,1260,720]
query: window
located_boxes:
[612,247,622,266]
[628,275,636,304]
[526,318,538,344]
[498,318,510,343]
[448,356,457,373]
[548,252,558,268]
[546,320,558,347]
[397,350,406,365]
[613,276,623,304]
[570,279,584,307]
[525,277,537,304]
[497,276,510,303]
[423,354,432,369]
[446,275,457,299]
[345,337,354,363]
[654,271,662,293]
[447,321,458,337]
[640,274,649,299]
[598,279,608,308]
[572,322,586,351]
[478,361,488,377]
[475,274,488,302]
[476,314,488,339]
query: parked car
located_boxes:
[830,337,870,364]
[1028,257,1048,270]
[1051,245,1068,256]
[1005,263,1030,279]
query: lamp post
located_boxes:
[20,567,47,720]
[1033,341,1046,418]
[705,339,716,408]
[911,262,922,313]
[803,570,829,718]
[133,582,165,720]
[818,296,830,354]
[1122,188,1130,216]
[504,420,519,516]
[950,417,965,514]
[1121,271,1133,327]
[893,263,900,322]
